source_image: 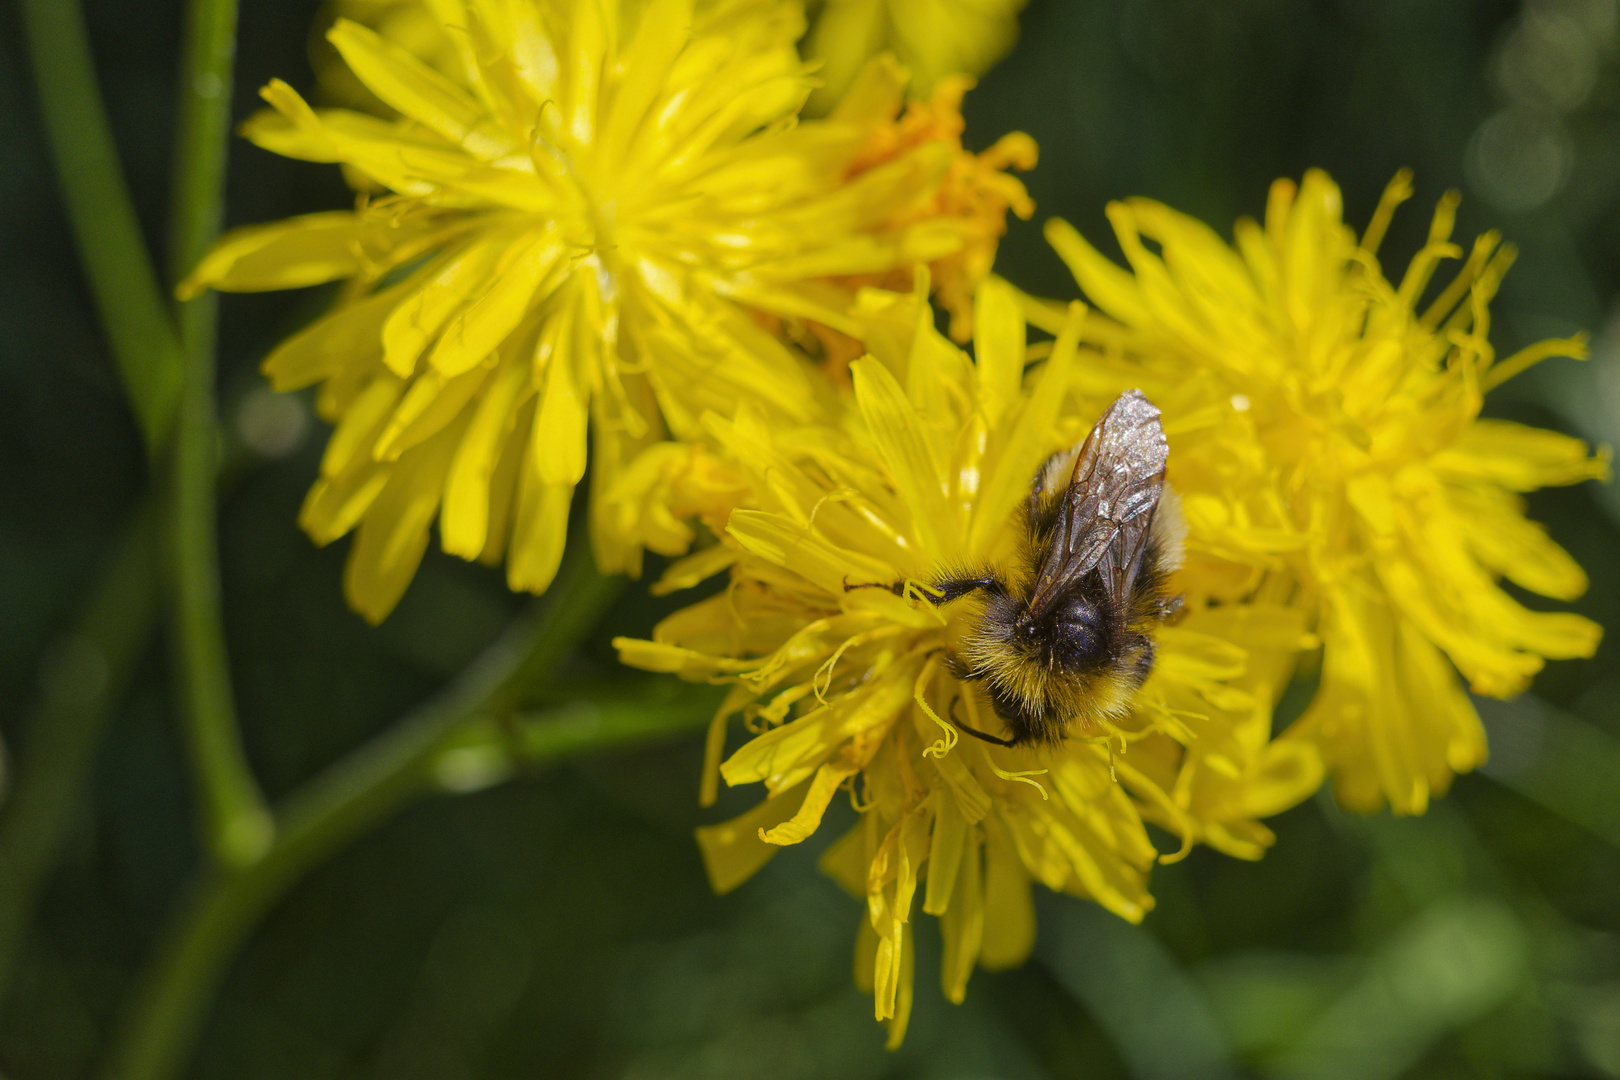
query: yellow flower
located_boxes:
[1042,168,1608,814]
[804,0,1029,112]
[615,281,1321,1041]
[181,0,1028,622]
[322,0,1034,348]
[822,73,1035,344]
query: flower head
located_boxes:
[182,0,1029,621]
[1044,169,1608,813]
[804,0,1029,113]
[825,71,1036,343]
[615,281,1321,1039]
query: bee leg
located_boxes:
[948,695,1016,747]
[841,576,904,595]
[842,571,1007,604]
[1130,637,1157,683]
[927,572,1009,605]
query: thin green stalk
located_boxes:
[16,0,183,456]
[104,694,710,1080]
[168,0,237,285]
[101,546,630,1080]
[169,430,271,869]
[0,501,163,997]
[166,0,271,870]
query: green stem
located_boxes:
[170,394,270,869]
[168,0,237,285]
[0,501,163,997]
[101,546,630,1080]
[166,0,271,870]
[16,0,183,456]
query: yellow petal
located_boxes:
[343,414,468,623]
[1203,819,1276,861]
[328,19,506,157]
[978,821,1034,969]
[298,461,390,545]
[929,740,991,823]
[1437,419,1609,491]
[564,0,607,145]
[1346,471,1397,536]
[652,544,739,595]
[970,301,1084,553]
[938,826,982,1003]
[972,275,1025,428]
[874,809,929,1029]
[851,358,954,561]
[179,212,374,297]
[1377,558,1540,696]
[760,760,859,845]
[1130,197,1261,317]
[1187,603,1314,652]
[612,637,754,678]
[725,509,864,595]
[883,922,916,1050]
[429,231,563,377]
[261,283,404,391]
[441,359,532,558]
[807,9,893,114]
[1154,625,1248,682]
[534,303,591,485]
[1495,602,1603,664]
[1239,739,1325,819]
[1306,585,1431,814]
[1045,217,1150,328]
[693,779,812,894]
[249,81,545,204]
[922,792,967,916]
[320,372,404,479]
[1394,618,1487,782]
[476,399,532,566]
[1449,486,1588,601]
[374,364,491,462]
[826,53,906,125]
[853,913,880,994]
[818,823,868,896]
[506,465,573,594]
[248,82,431,186]
[382,238,505,378]
[597,0,693,169]
[699,686,752,809]
[720,661,917,788]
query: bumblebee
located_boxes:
[857,390,1185,747]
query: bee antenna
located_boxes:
[948,696,1016,747]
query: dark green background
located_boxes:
[3,0,1619,1076]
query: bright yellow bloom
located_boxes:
[181,0,1029,621]
[804,0,1028,112]
[322,0,1034,348]
[823,74,1035,344]
[1042,169,1608,814]
[615,281,1322,1040]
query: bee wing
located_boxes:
[1025,390,1168,620]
